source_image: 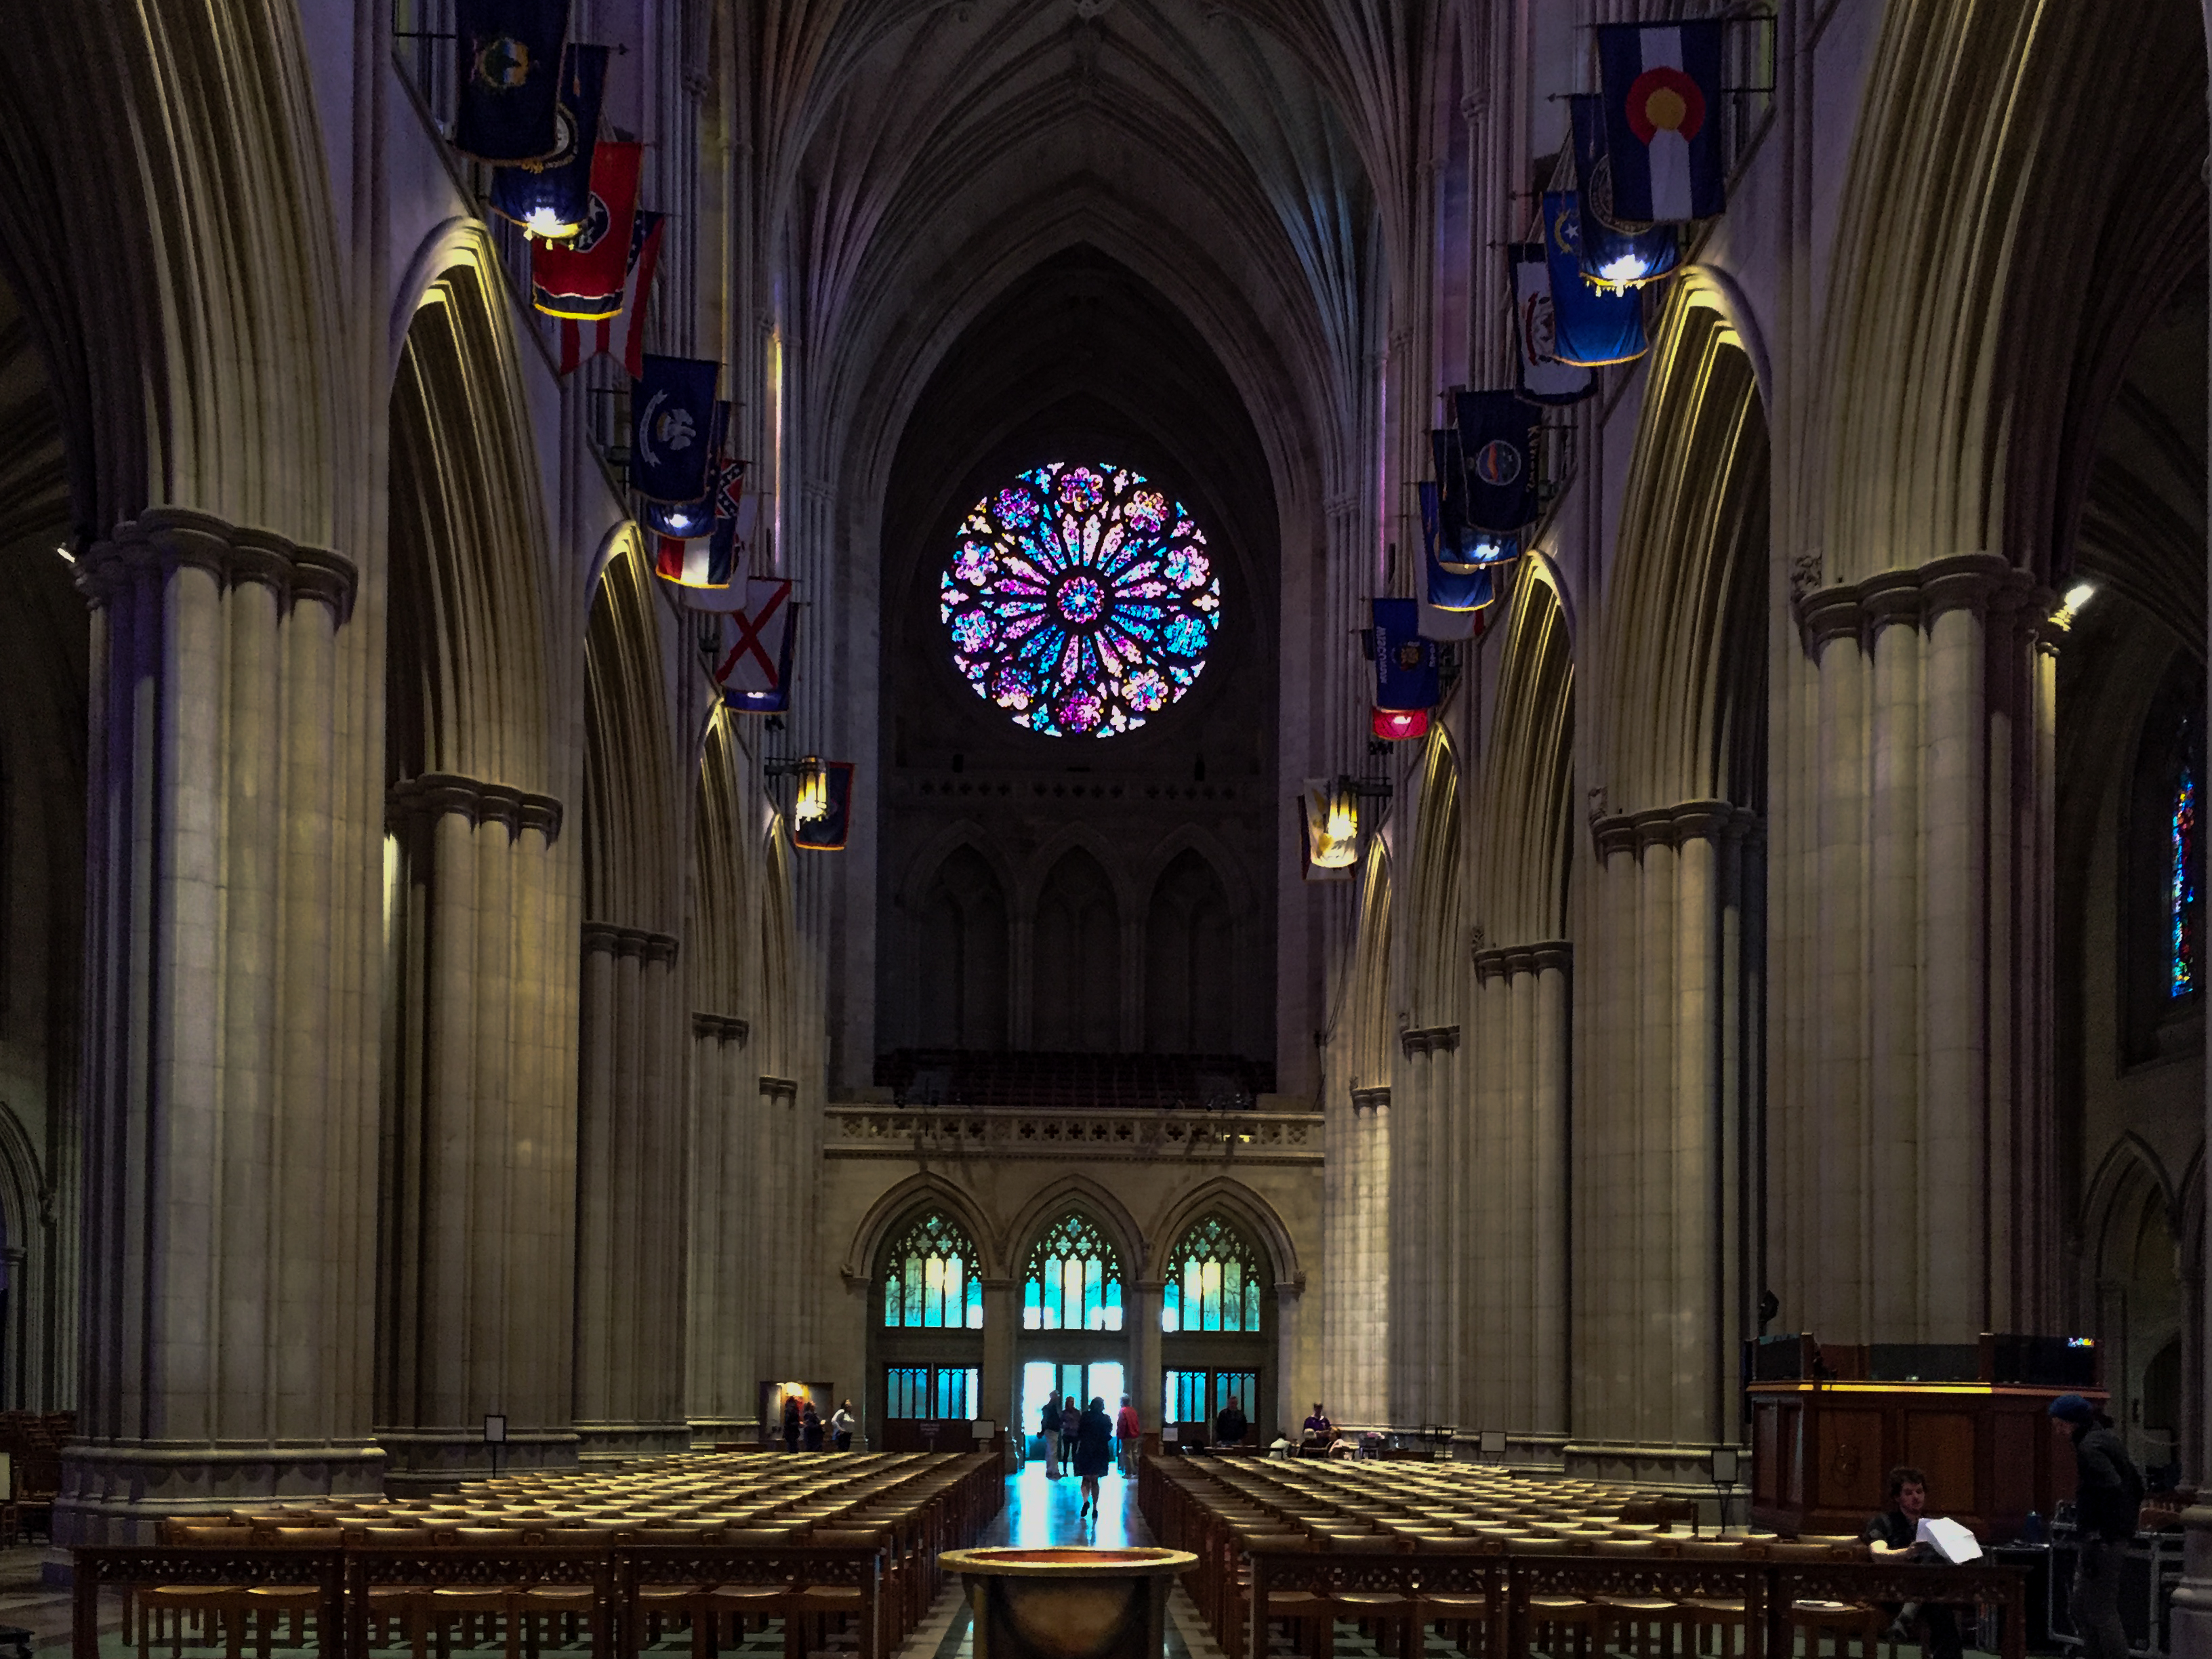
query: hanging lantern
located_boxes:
[793,759,854,851]
[1301,778,1359,872]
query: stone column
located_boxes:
[1530,943,1571,1442]
[1273,1282,1302,1447]
[1347,1086,1391,1422]
[1129,1277,1163,1442]
[686,1012,751,1443]
[981,1278,1016,1460]
[377,773,578,1491]
[757,1076,802,1378]
[62,510,380,1542]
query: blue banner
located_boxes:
[490,42,605,236]
[1421,485,1496,613]
[636,401,726,535]
[1372,598,1438,713]
[1453,391,1538,535]
[1570,96,1681,287]
[632,356,720,503]
[1510,244,1594,405]
[1543,192,1648,367]
[453,0,571,163]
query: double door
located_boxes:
[1021,1359,1126,1459]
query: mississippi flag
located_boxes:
[712,578,795,702]
[655,534,732,588]
[554,210,663,375]
[1597,22,1726,223]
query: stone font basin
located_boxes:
[941,1547,1197,1659]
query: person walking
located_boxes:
[782,1393,802,1453]
[2051,1394,2143,1659]
[1062,1396,1082,1465]
[831,1399,856,1452]
[801,1399,824,1452]
[1115,1395,1141,1477]
[1041,1390,1063,1477]
[1074,1396,1114,1515]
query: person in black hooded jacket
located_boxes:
[2051,1394,2142,1659]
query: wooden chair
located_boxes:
[787,1529,880,1659]
[1676,1539,1761,1658]
[1591,1538,1679,1659]
[1410,1538,1494,1659]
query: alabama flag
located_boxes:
[710,578,795,705]
[1596,21,1725,223]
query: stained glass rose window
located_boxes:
[939,462,1222,737]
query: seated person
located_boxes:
[1303,1403,1335,1443]
[1862,1465,1965,1659]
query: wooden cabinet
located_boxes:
[1747,1382,2097,1539]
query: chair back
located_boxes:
[273,1527,346,1546]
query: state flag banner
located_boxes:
[1510,244,1594,405]
[631,356,720,503]
[1372,707,1431,742]
[453,0,571,163]
[712,578,796,704]
[490,42,605,237]
[793,762,855,852]
[1428,428,1520,567]
[1372,597,1439,714]
[531,140,643,319]
[1597,20,1727,224]
[655,535,733,589]
[1543,192,1648,367]
[638,401,728,538]
[1421,483,1498,613]
[1453,390,1538,535]
[1568,95,1681,287]
[554,210,664,374]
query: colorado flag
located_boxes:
[1597,21,1726,223]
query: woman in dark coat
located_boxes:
[1073,1396,1113,1515]
[802,1400,825,1451]
[782,1394,802,1452]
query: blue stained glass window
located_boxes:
[1161,1214,1265,1334]
[1023,1214,1123,1330]
[881,1211,985,1329]
[940,462,1223,737]
[2175,760,2197,998]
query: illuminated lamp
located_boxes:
[640,493,712,539]
[793,759,854,852]
[1301,778,1359,870]
[1372,708,1429,742]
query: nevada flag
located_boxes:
[1597,21,1726,223]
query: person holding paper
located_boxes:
[2051,1394,2143,1659]
[1862,1466,1964,1659]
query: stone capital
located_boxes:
[1399,1024,1461,1057]
[1349,1085,1390,1113]
[643,933,680,966]
[389,774,565,845]
[760,1076,800,1104]
[691,1010,750,1045]
[76,508,361,625]
[1919,551,2013,618]
[1671,799,1736,844]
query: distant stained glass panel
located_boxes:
[2175,760,2197,998]
[940,462,1223,737]
[1162,1213,1266,1334]
[882,1211,985,1329]
[1023,1213,1123,1330]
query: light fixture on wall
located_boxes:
[1301,778,1359,871]
[2055,580,2096,628]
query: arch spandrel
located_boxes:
[1145,1176,1304,1290]
[844,1174,1005,1287]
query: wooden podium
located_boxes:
[1746,1336,2102,1539]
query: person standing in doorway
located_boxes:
[1214,1394,1248,1449]
[782,1393,802,1453]
[2051,1395,2142,1659]
[1115,1395,1141,1477]
[831,1399,856,1452]
[1062,1396,1082,1464]
[1075,1396,1113,1516]
[1041,1390,1063,1477]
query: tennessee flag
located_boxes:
[554,210,664,375]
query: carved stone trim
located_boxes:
[1789,551,2047,660]
[1349,1085,1391,1113]
[823,1107,1322,1164]
[1400,1025,1462,1057]
[584,923,682,962]
[1475,940,1572,982]
[691,1012,749,1044]
[388,773,566,844]
[760,1076,800,1103]
[76,507,359,621]
[1588,801,1756,860]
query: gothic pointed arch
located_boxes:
[846,1174,1006,1286]
[1145,1176,1304,1289]
[1405,724,1463,1025]
[1002,1174,1145,1300]
[1143,848,1235,1054]
[583,529,680,933]
[1031,845,1122,1052]
[1471,573,1574,947]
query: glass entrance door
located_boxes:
[1019,1359,1128,1459]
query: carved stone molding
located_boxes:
[822,1107,1320,1164]
[691,1011,750,1045]
[1474,939,1573,983]
[1588,800,1758,861]
[76,506,359,621]
[583,922,681,962]
[388,773,565,844]
[760,1076,800,1104]
[1349,1085,1391,1113]
[1790,551,2049,660]
[1400,1025,1461,1057]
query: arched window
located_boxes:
[1162,1214,1265,1332]
[2172,752,2196,998]
[1023,1213,1123,1330]
[881,1210,984,1329]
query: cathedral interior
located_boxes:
[0,0,2209,1624]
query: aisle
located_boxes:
[985,1457,1154,1547]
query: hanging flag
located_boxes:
[1421,483,1498,613]
[1453,391,1538,535]
[1372,708,1431,741]
[1429,428,1520,566]
[793,761,855,852]
[1510,243,1594,405]
[554,211,663,374]
[1300,779,1359,876]
[489,43,605,237]
[453,0,571,163]
[1568,96,1681,287]
[655,535,733,588]
[1372,597,1438,716]
[1597,20,1727,224]
[1420,598,1485,642]
[632,356,720,502]
[712,578,796,712]
[1543,192,1647,367]
[701,455,750,573]
[638,401,728,539]
[531,140,643,319]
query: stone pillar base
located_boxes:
[575,1421,693,1468]
[2169,1506,2212,1659]
[375,1428,580,1496]
[56,1441,388,1544]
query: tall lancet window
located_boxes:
[882,1211,984,1329]
[2174,754,2196,998]
[1023,1214,1123,1330]
[1162,1214,1264,1333]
